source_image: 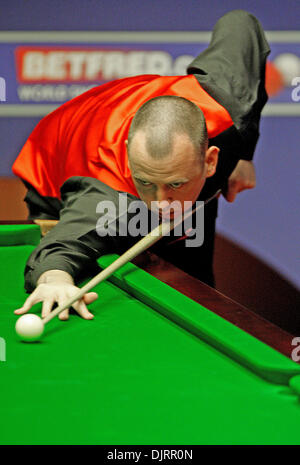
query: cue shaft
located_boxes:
[42,189,221,325]
[42,220,172,324]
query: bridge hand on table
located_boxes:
[14,269,98,320]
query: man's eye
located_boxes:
[138,179,152,186]
[169,182,183,189]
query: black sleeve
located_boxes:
[24,177,140,293]
[23,181,62,220]
[199,126,243,199]
[187,9,270,161]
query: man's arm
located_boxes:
[224,160,256,202]
[188,10,270,161]
[15,269,98,320]
[14,176,139,320]
[188,10,270,200]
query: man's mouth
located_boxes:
[150,201,189,221]
[157,208,180,220]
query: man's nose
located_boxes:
[156,187,172,203]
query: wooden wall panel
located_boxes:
[0,177,28,220]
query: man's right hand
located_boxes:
[14,270,98,320]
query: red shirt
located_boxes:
[13,74,233,199]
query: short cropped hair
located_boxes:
[127,95,208,161]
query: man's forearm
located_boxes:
[37,269,74,286]
[24,177,140,293]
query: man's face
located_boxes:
[127,131,218,219]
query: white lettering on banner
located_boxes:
[173,55,195,75]
[85,52,104,79]
[19,50,195,82]
[0,77,6,101]
[102,52,125,80]
[67,52,88,79]
[291,77,300,101]
[23,51,44,79]
[126,51,145,76]
[145,51,172,75]
[46,52,66,79]
[17,84,95,101]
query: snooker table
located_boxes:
[1,224,300,445]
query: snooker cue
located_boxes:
[42,189,221,325]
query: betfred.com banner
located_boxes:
[14,45,194,102]
[0,31,299,114]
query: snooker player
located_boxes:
[13,10,270,320]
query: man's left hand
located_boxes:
[223,160,256,202]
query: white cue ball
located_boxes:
[15,314,44,342]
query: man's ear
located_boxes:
[204,145,219,178]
